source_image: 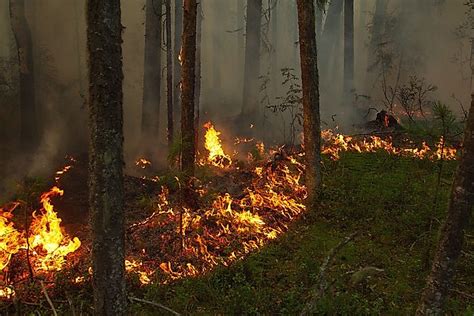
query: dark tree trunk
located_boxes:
[320,0,343,80]
[236,0,245,105]
[367,0,387,73]
[343,0,354,100]
[270,0,279,96]
[297,0,322,206]
[74,0,85,97]
[416,34,474,314]
[9,0,38,150]
[180,0,197,176]
[315,0,322,38]
[87,0,126,314]
[194,2,202,149]
[166,0,174,149]
[142,0,163,149]
[174,0,183,128]
[241,0,262,118]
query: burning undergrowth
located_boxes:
[0,121,461,303]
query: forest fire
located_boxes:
[28,187,81,271]
[321,130,458,161]
[0,123,462,301]
[0,186,81,298]
[202,122,232,168]
[129,152,307,282]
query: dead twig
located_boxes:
[40,280,58,316]
[129,296,181,316]
[300,232,357,316]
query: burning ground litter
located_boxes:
[0,122,460,301]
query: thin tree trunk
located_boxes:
[270,0,279,97]
[367,0,387,73]
[315,0,323,38]
[194,2,202,149]
[180,0,197,176]
[416,29,474,316]
[74,0,85,98]
[343,0,354,100]
[9,0,38,150]
[166,0,174,149]
[87,0,126,314]
[297,0,322,206]
[174,0,183,128]
[236,0,245,105]
[320,0,343,80]
[241,0,262,117]
[142,0,163,150]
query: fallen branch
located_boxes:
[40,280,58,316]
[129,296,181,316]
[300,232,357,316]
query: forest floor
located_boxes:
[128,152,474,315]
[1,151,473,315]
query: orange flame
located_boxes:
[28,187,81,271]
[203,122,232,168]
[322,130,458,161]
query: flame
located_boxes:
[28,187,81,271]
[135,158,152,169]
[322,130,458,161]
[135,150,307,282]
[125,259,152,285]
[0,205,23,271]
[0,189,81,272]
[203,122,232,168]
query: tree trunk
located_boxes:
[416,31,474,316]
[367,0,387,73]
[270,0,279,97]
[194,2,202,149]
[74,0,85,98]
[297,0,322,206]
[174,0,183,128]
[180,0,197,176]
[320,0,343,81]
[142,0,162,149]
[9,0,38,150]
[236,0,245,105]
[166,0,174,149]
[315,0,323,38]
[241,0,262,118]
[343,0,354,101]
[87,0,126,314]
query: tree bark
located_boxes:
[367,0,387,73]
[166,0,174,149]
[343,0,354,100]
[194,2,202,149]
[180,0,197,176]
[297,0,322,206]
[87,0,126,314]
[9,0,38,150]
[320,0,343,81]
[416,30,474,315]
[142,0,163,148]
[241,0,262,118]
[174,0,183,128]
[270,0,279,97]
